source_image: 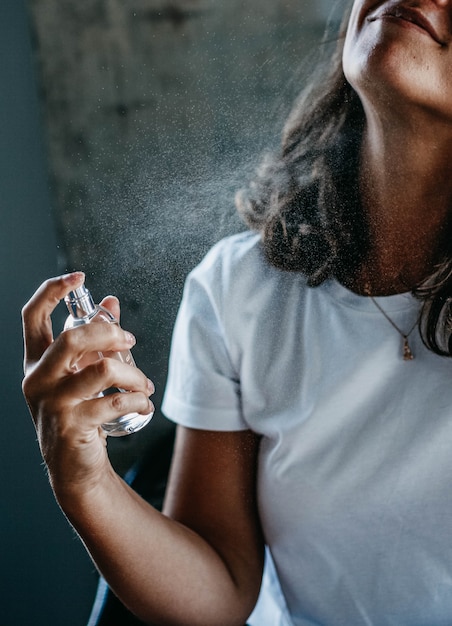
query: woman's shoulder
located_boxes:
[187,230,309,311]
[190,231,278,290]
[197,231,264,273]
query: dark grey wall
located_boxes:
[0,1,97,624]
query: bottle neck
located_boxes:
[65,285,97,319]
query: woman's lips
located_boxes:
[368,3,446,46]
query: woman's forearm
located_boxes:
[57,468,259,626]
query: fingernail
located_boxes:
[125,332,136,345]
[147,378,155,394]
[63,271,85,284]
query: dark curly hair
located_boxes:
[236,4,452,357]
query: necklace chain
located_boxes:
[368,295,419,361]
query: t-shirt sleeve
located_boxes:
[161,247,248,431]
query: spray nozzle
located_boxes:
[65,282,96,319]
[71,284,90,300]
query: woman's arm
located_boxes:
[22,274,264,626]
[69,427,264,626]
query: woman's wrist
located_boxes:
[50,450,118,514]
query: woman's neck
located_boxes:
[346,117,452,296]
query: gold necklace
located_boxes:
[368,296,418,361]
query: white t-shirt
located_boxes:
[162,231,452,626]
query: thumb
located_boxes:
[100,295,121,322]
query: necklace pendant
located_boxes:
[403,337,414,361]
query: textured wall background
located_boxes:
[1,2,97,625]
[17,0,339,623]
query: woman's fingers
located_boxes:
[74,391,154,432]
[22,272,85,370]
[43,360,154,453]
[38,320,136,381]
[63,355,154,402]
[23,323,143,428]
[99,295,121,321]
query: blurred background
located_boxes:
[1,0,339,623]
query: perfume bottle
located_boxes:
[64,283,153,436]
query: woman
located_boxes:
[22,1,452,624]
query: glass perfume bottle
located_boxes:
[64,283,153,436]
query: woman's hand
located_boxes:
[21,272,154,498]
[22,274,263,625]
